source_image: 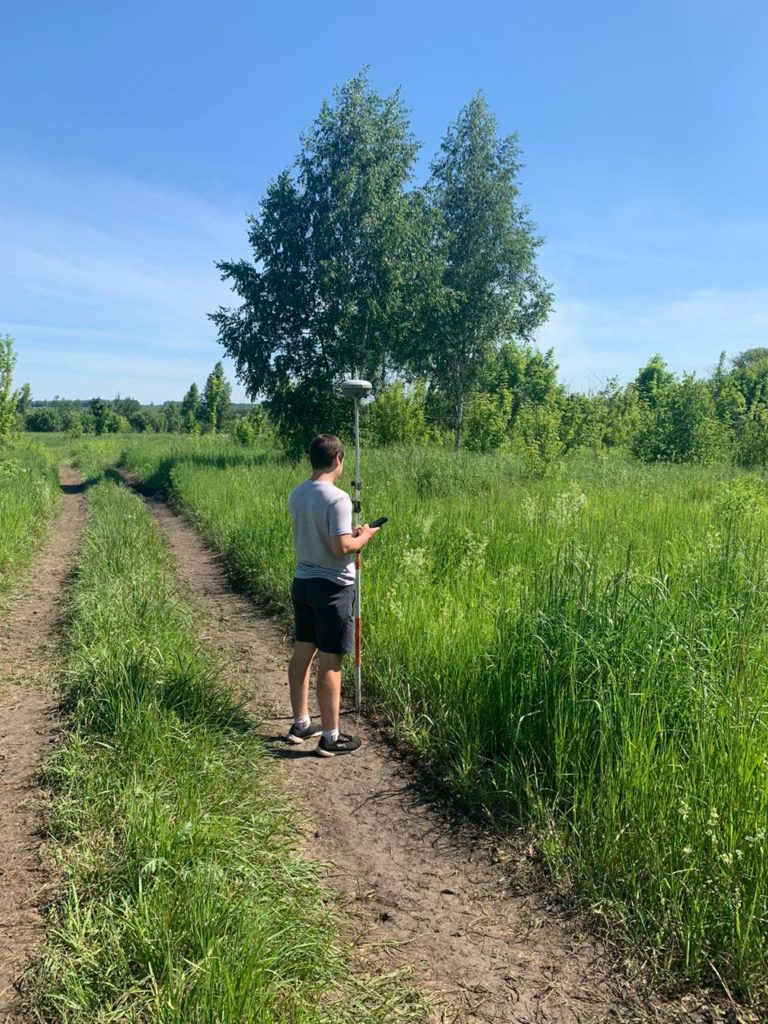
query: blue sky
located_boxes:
[3,0,767,402]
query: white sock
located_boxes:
[323,729,340,743]
[294,715,311,730]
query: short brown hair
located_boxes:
[309,434,345,470]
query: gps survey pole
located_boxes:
[340,379,373,713]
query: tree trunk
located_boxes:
[453,380,464,451]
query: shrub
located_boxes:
[363,381,430,447]
[462,388,512,452]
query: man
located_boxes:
[287,433,379,756]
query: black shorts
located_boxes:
[291,577,355,655]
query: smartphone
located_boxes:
[369,516,388,528]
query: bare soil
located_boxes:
[118,468,744,1024]
[0,467,85,1019]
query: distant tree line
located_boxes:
[19,361,249,437]
[9,325,768,469]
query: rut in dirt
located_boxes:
[0,466,86,1019]
[119,468,720,1024]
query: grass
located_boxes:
[30,474,424,1023]
[84,434,768,1008]
[0,441,59,608]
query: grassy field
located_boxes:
[0,442,59,608]
[32,473,423,1023]
[100,433,768,1007]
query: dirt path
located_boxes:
[119,470,719,1024]
[0,467,86,1019]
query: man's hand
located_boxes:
[331,524,380,558]
[353,523,380,543]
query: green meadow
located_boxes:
[107,434,768,1004]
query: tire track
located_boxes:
[0,466,86,1019]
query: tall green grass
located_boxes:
[31,476,423,1023]
[0,442,59,608]
[117,437,768,1008]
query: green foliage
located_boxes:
[734,403,768,467]
[212,71,427,455]
[481,341,561,420]
[733,365,768,412]
[211,81,554,454]
[86,400,131,435]
[0,335,18,444]
[462,388,512,452]
[26,407,61,432]
[513,398,565,475]
[16,381,31,415]
[89,397,110,436]
[634,354,674,407]
[20,399,263,440]
[131,411,150,432]
[632,375,729,464]
[713,475,768,521]
[108,412,131,433]
[112,394,142,421]
[363,380,430,446]
[415,96,553,447]
[559,392,605,451]
[270,375,348,458]
[231,416,256,445]
[230,405,272,446]
[59,401,82,432]
[199,361,232,433]
[232,405,271,446]
[25,402,85,433]
[731,347,768,371]
[162,400,182,433]
[180,382,201,433]
[599,379,647,448]
[710,351,747,430]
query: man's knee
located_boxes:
[317,650,343,673]
[292,641,317,668]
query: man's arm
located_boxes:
[330,524,379,558]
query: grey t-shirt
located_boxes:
[289,479,355,585]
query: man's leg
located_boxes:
[288,641,316,720]
[311,582,361,756]
[316,651,342,733]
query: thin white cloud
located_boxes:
[3,321,217,353]
[22,346,206,378]
[0,160,252,401]
[540,287,768,391]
